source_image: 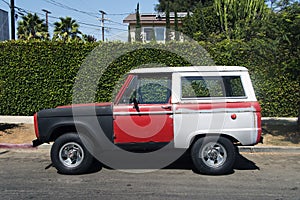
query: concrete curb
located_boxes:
[239,146,300,153]
[0,116,33,124]
[0,143,36,149]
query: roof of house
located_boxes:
[123,12,188,25]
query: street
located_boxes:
[0,148,299,200]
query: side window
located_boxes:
[181,76,245,99]
[119,75,171,104]
[224,76,245,97]
[119,76,138,104]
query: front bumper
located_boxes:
[32,139,43,147]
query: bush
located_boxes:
[203,39,299,117]
[0,41,212,115]
[0,40,298,117]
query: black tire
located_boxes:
[191,136,236,175]
[51,133,94,175]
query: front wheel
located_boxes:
[51,133,94,175]
[191,136,236,175]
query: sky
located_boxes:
[0,0,159,41]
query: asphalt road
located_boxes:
[0,148,299,200]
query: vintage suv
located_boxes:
[33,66,262,175]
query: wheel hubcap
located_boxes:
[201,142,227,168]
[59,142,84,168]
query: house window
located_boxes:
[144,28,155,41]
[143,27,165,42]
[155,27,165,41]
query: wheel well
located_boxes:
[190,134,239,147]
[49,125,78,141]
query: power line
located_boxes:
[106,19,128,27]
[106,27,128,32]
[106,13,132,16]
[15,7,126,32]
[0,0,9,7]
[5,1,130,40]
[43,0,99,18]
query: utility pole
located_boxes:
[10,0,15,40]
[99,10,106,41]
[42,9,51,28]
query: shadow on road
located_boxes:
[50,151,259,175]
[163,151,259,174]
[100,151,260,175]
[233,153,260,170]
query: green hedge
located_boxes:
[0,41,212,115]
[203,39,299,117]
[0,40,298,117]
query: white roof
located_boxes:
[129,66,248,74]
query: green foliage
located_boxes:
[174,11,180,41]
[165,2,171,41]
[0,40,298,117]
[203,39,299,117]
[17,13,49,40]
[213,0,268,39]
[135,3,142,42]
[53,17,82,42]
[0,40,97,115]
[0,41,212,116]
[156,0,213,12]
[179,0,299,118]
[181,4,220,41]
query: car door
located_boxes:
[113,74,173,144]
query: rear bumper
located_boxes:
[259,136,264,144]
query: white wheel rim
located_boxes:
[59,142,84,168]
[200,142,227,168]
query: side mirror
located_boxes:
[132,98,140,112]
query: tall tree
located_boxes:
[128,25,132,43]
[156,0,213,12]
[174,11,180,41]
[135,3,142,42]
[214,0,268,39]
[17,13,48,40]
[165,1,171,41]
[53,17,82,41]
[181,2,220,41]
[82,34,97,42]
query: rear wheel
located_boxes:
[51,133,94,175]
[191,136,236,175]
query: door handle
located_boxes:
[161,106,172,109]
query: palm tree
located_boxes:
[17,13,49,40]
[53,17,82,41]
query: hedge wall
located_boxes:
[203,39,299,117]
[0,41,213,115]
[0,40,298,117]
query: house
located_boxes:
[123,12,188,43]
[0,9,9,41]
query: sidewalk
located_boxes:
[0,116,34,124]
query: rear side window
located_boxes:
[181,76,246,99]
